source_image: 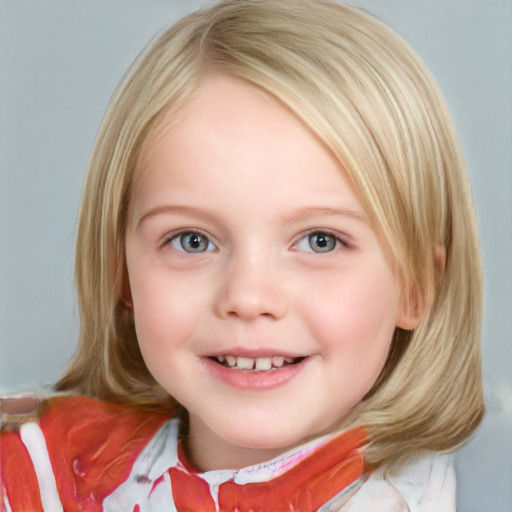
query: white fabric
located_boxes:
[103,419,180,512]
[104,417,455,511]
[7,414,456,511]
[341,454,456,512]
[19,422,64,512]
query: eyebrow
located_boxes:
[136,205,213,229]
[137,204,368,229]
[279,206,368,225]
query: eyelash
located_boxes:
[161,229,349,255]
[162,230,217,254]
[294,230,349,254]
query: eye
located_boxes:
[295,231,341,253]
[168,231,216,253]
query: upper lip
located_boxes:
[201,348,308,359]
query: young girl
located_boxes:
[1,0,484,510]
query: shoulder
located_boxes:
[1,395,172,511]
[386,452,455,510]
[340,453,455,512]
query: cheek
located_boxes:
[300,269,399,363]
[130,279,199,391]
[129,265,198,354]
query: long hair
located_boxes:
[56,0,484,469]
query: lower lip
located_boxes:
[201,357,309,390]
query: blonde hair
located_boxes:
[56,0,484,469]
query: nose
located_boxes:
[214,249,288,321]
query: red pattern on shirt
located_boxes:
[1,430,44,512]
[1,397,368,512]
[170,426,367,512]
[1,396,170,511]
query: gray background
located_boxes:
[1,1,511,510]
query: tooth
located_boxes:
[225,355,236,367]
[236,356,255,370]
[284,357,295,364]
[217,356,225,363]
[255,357,272,371]
[272,356,284,368]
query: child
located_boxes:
[0,0,484,510]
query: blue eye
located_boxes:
[169,231,215,253]
[296,231,339,253]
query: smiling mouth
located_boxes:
[209,355,305,371]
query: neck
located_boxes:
[183,407,361,472]
[184,424,293,472]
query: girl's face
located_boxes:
[125,73,416,471]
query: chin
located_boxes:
[218,421,316,453]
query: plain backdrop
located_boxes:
[1,1,511,510]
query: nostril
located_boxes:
[214,264,289,321]
[218,295,288,321]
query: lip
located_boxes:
[201,355,310,391]
[208,349,305,359]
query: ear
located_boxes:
[432,244,446,284]
[121,287,133,310]
[121,276,133,310]
[117,258,133,310]
[396,244,446,330]
[396,283,425,331]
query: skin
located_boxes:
[125,73,419,471]
[0,395,39,417]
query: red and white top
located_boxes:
[0,396,455,511]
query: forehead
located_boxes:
[136,74,328,176]
[130,73,366,222]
